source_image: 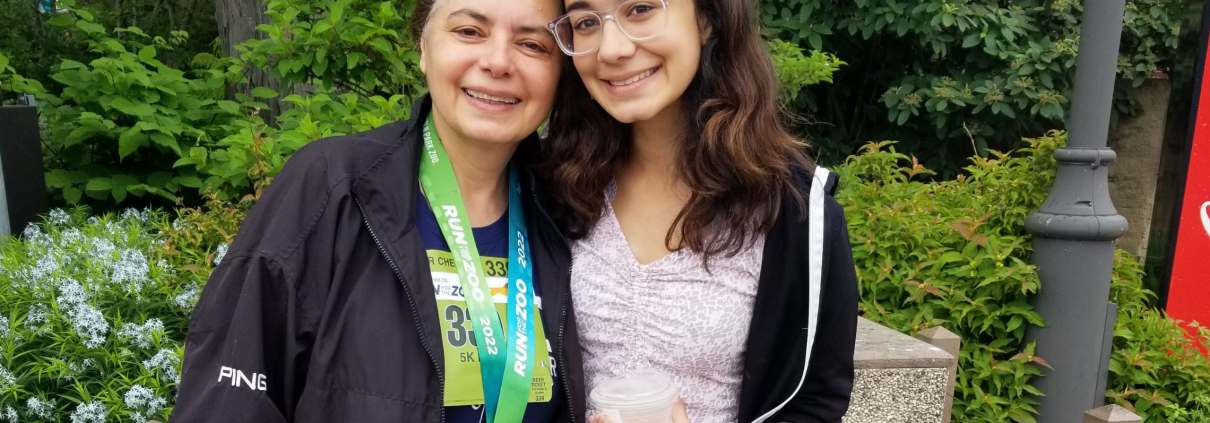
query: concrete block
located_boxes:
[916,326,961,423]
[844,317,957,423]
[1083,405,1143,423]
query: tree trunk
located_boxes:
[215,0,283,126]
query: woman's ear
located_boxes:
[418,36,429,75]
[697,15,713,46]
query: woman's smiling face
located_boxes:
[564,0,707,124]
[420,0,562,145]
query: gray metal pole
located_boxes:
[1023,0,1130,421]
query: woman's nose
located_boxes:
[597,19,636,63]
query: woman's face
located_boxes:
[564,0,707,124]
[420,0,562,145]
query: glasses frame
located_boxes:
[547,0,672,56]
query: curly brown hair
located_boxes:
[540,0,813,261]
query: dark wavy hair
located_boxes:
[540,0,813,260]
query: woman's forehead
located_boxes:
[565,0,626,13]
[441,0,561,20]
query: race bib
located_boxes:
[428,250,556,406]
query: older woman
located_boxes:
[169,0,584,422]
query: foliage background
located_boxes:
[760,0,1185,173]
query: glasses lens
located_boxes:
[555,12,604,54]
[617,0,667,40]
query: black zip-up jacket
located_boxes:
[170,97,586,423]
[169,96,858,423]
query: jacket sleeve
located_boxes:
[168,146,330,423]
[777,198,859,422]
[169,252,316,423]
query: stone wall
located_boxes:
[1108,78,1173,262]
[843,318,957,423]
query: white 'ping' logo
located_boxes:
[1201,201,1210,238]
[218,366,268,391]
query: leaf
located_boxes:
[46,14,75,27]
[348,52,365,70]
[63,186,83,204]
[139,46,157,61]
[217,100,240,114]
[118,127,145,159]
[85,178,113,191]
[252,87,280,99]
[75,20,107,36]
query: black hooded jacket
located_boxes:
[169,96,857,423]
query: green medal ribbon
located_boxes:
[419,114,538,423]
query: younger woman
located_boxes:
[542,0,858,421]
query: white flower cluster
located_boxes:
[111,248,151,294]
[0,364,15,389]
[124,384,167,422]
[118,318,164,349]
[26,397,55,418]
[143,348,181,383]
[69,401,106,423]
[121,208,151,223]
[0,315,8,339]
[24,304,51,335]
[214,244,230,266]
[66,358,97,381]
[2,406,15,423]
[21,224,49,250]
[56,279,110,349]
[48,208,72,225]
[174,282,202,311]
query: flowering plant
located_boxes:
[0,208,227,422]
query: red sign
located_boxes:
[1167,40,1210,328]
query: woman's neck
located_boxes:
[624,103,684,184]
[431,112,519,227]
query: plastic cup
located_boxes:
[588,369,680,423]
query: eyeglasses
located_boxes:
[547,0,671,56]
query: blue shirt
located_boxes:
[416,191,565,423]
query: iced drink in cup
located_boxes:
[588,369,681,423]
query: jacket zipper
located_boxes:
[355,199,446,423]
[529,178,579,423]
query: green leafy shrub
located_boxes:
[1106,251,1210,422]
[28,0,418,208]
[241,0,425,101]
[761,0,1183,170]
[839,131,1210,422]
[0,209,188,422]
[838,133,1059,422]
[0,51,46,103]
[0,195,244,421]
[33,4,248,206]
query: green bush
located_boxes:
[839,132,1210,422]
[0,51,47,103]
[761,0,1183,170]
[838,134,1057,422]
[0,196,242,422]
[1106,251,1210,422]
[33,4,246,206]
[0,209,188,422]
[242,0,425,101]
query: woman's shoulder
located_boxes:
[284,119,416,182]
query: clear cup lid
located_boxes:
[589,369,680,409]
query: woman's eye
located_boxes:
[628,4,653,16]
[573,17,600,31]
[522,41,548,53]
[456,28,481,37]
